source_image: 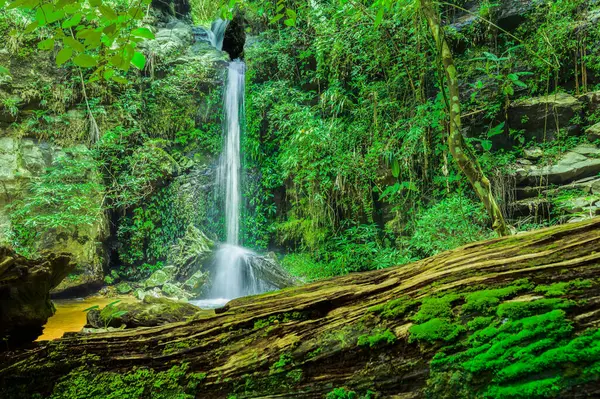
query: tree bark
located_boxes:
[420,0,510,237]
[1,218,600,398]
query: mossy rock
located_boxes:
[85,296,200,329]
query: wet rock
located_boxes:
[162,282,193,300]
[116,282,133,295]
[0,248,74,347]
[508,93,583,142]
[85,296,199,329]
[144,270,171,288]
[183,270,210,295]
[245,252,298,290]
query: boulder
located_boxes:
[143,269,171,288]
[183,270,210,295]
[116,282,133,295]
[244,251,298,290]
[85,296,199,329]
[587,122,600,142]
[0,248,73,347]
[508,93,583,142]
[161,282,193,300]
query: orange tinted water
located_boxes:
[38,296,135,341]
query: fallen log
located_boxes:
[1,218,600,398]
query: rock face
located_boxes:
[515,144,600,186]
[510,144,600,222]
[508,93,583,142]
[0,248,73,347]
[0,138,107,297]
[85,296,200,329]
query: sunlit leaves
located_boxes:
[3,0,155,82]
[131,51,146,70]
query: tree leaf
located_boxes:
[481,140,493,151]
[63,37,84,52]
[391,158,400,178]
[62,13,82,28]
[111,75,128,84]
[99,5,117,20]
[131,27,154,40]
[73,53,97,68]
[56,47,73,65]
[0,66,9,75]
[374,7,384,28]
[131,51,146,70]
[38,38,55,50]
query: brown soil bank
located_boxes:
[1,218,600,399]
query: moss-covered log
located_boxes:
[2,219,600,398]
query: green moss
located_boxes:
[367,296,415,319]
[462,279,533,315]
[409,318,466,344]
[325,387,376,399]
[270,353,293,374]
[534,279,592,297]
[412,294,461,323]
[497,298,575,319]
[49,363,204,398]
[357,329,396,348]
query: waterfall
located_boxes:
[198,60,263,305]
[209,19,228,51]
[218,60,245,246]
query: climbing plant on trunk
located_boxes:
[419,0,510,236]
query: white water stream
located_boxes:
[191,58,271,308]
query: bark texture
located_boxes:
[1,218,600,398]
[420,0,510,236]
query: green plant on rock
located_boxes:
[7,146,103,257]
[84,300,128,330]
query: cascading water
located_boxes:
[208,19,228,51]
[218,60,245,247]
[192,60,271,308]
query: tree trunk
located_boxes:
[1,218,600,398]
[420,0,510,237]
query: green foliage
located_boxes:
[410,195,494,257]
[49,363,203,398]
[84,300,128,329]
[2,0,154,83]
[7,146,103,256]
